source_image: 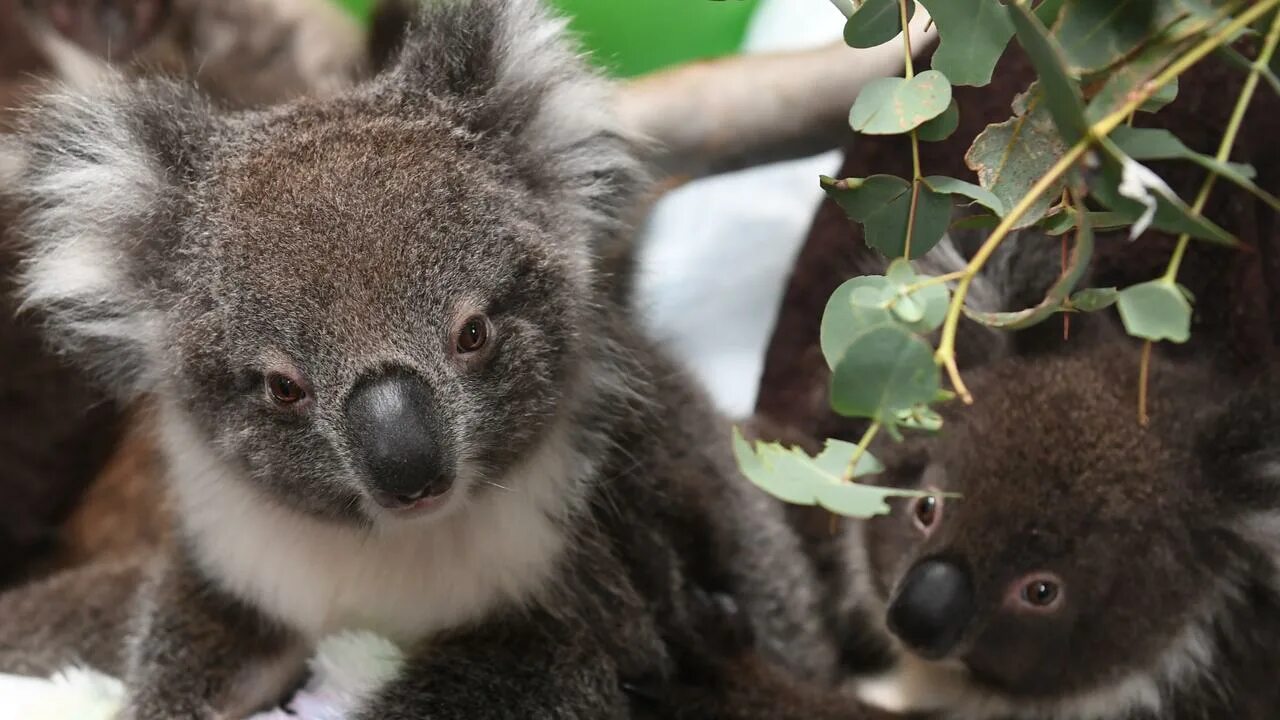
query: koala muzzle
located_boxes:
[345,369,452,508]
[887,558,974,659]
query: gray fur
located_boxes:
[9,0,834,717]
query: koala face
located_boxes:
[165,108,590,523]
[11,0,639,525]
[861,348,1222,702]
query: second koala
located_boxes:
[7,0,835,717]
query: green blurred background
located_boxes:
[332,0,760,77]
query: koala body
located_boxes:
[838,344,1280,719]
[8,1,835,717]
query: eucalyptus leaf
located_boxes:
[863,180,952,259]
[1116,279,1192,343]
[884,258,950,333]
[916,0,1015,87]
[894,405,944,432]
[850,71,953,135]
[965,86,1068,228]
[1053,0,1161,74]
[1008,2,1090,144]
[1068,287,1119,312]
[1086,37,1191,122]
[917,99,960,142]
[1092,137,1238,246]
[1110,127,1280,212]
[732,428,925,518]
[821,175,912,221]
[924,176,1005,216]
[820,277,897,370]
[830,325,941,422]
[844,0,914,48]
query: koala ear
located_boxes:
[11,77,215,398]
[386,0,643,234]
[1198,372,1280,506]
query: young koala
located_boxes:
[840,342,1280,719]
[7,0,836,717]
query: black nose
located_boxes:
[887,558,974,659]
[345,369,451,506]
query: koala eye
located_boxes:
[455,315,490,354]
[912,494,941,532]
[266,372,307,405]
[1015,575,1064,611]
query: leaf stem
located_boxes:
[899,0,915,79]
[905,270,967,292]
[1164,7,1280,282]
[843,421,882,482]
[1138,340,1152,427]
[933,0,1280,404]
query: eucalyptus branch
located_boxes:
[1164,7,1280,283]
[933,0,1280,403]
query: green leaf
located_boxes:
[923,175,1005,216]
[963,193,1093,329]
[1008,2,1090,144]
[916,99,960,142]
[1109,127,1280,212]
[965,86,1068,228]
[820,276,897,369]
[894,404,944,433]
[884,259,951,333]
[1086,37,1190,122]
[1091,137,1238,246]
[844,0,915,48]
[821,175,912,221]
[830,325,941,422]
[732,428,925,518]
[1068,287,1119,312]
[863,180,953,259]
[1116,279,1192,343]
[850,71,953,135]
[916,0,1015,87]
[1053,0,1160,74]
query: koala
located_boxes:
[837,341,1280,719]
[18,0,367,108]
[7,0,836,717]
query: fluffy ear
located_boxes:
[385,0,644,237]
[10,77,215,398]
[1199,372,1280,501]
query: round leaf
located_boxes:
[850,71,953,135]
[821,175,912,221]
[820,277,896,369]
[1116,280,1192,343]
[830,325,941,421]
[864,180,952,259]
[844,0,915,49]
[916,98,960,142]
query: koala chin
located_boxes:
[841,343,1280,720]
[6,0,837,717]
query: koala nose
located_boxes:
[887,558,974,659]
[345,369,451,507]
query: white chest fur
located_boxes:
[159,408,579,646]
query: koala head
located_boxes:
[10,0,641,525]
[857,343,1280,712]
